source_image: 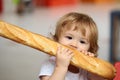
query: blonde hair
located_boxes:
[53,12,98,56]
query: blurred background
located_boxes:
[0,0,120,80]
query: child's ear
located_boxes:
[53,34,58,41]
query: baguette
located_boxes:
[0,21,116,79]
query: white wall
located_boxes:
[0,0,120,80]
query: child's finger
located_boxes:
[88,52,94,57]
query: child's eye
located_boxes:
[80,40,86,44]
[65,36,72,39]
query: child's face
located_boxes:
[58,28,90,52]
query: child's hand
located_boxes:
[80,50,95,57]
[56,46,74,69]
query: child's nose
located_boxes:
[70,41,77,49]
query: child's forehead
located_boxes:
[62,24,86,32]
[61,25,91,38]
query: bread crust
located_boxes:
[0,21,116,79]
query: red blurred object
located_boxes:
[34,0,78,7]
[46,0,78,7]
[114,62,120,80]
[0,0,3,13]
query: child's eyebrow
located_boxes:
[80,38,87,41]
[64,33,73,36]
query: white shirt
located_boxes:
[39,56,88,80]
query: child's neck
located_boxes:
[68,65,79,73]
